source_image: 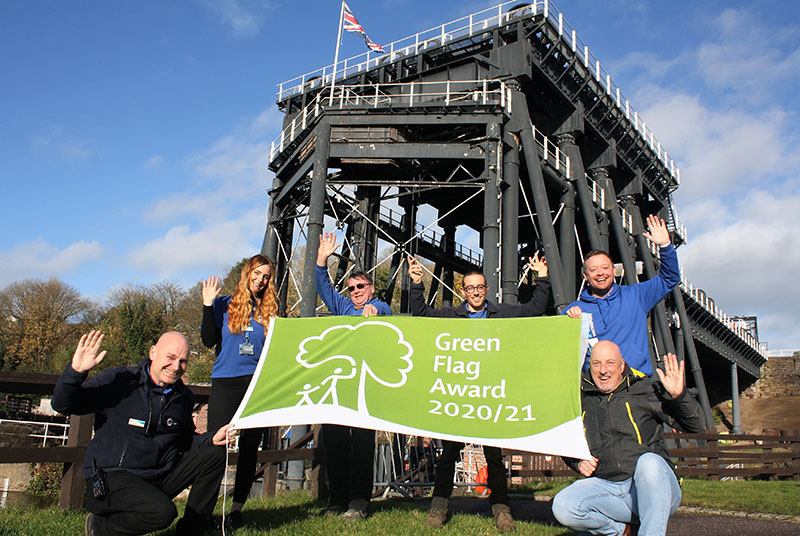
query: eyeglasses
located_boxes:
[463,284,487,294]
[348,283,370,292]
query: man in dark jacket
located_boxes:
[552,340,704,536]
[52,331,233,536]
[408,254,550,531]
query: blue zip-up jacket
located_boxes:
[52,359,212,480]
[564,244,680,375]
[315,265,392,316]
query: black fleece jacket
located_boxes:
[566,364,705,481]
[52,359,212,480]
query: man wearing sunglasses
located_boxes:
[315,231,392,520]
[408,253,550,531]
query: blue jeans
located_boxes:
[552,453,681,536]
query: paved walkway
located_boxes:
[433,496,800,536]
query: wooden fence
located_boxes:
[507,431,800,482]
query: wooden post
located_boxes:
[262,464,278,498]
[789,432,800,481]
[311,424,326,500]
[59,414,93,509]
[707,436,719,481]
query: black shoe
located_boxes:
[228,510,244,529]
[175,512,211,536]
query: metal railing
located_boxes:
[0,418,69,447]
[378,205,484,267]
[269,79,513,164]
[532,123,571,179]
[276,0,680,186]
[680,275,765,356]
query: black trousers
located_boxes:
[84,445,225,536]
[321,424,375,508]
[207,375,270,504]
[432,441,509,505]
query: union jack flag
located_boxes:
[342,1,384,53]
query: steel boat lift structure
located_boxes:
[261,0,766,430]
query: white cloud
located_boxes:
[201,0,273,38]
[694,9,800,103]
[144,106,281,224]
[635,89,793,200]
[127,209,265,277]
[0,240,103,287]
[143,155,165,169]
[33,124,93,162]
[679,188,800,349]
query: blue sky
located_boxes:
[1,0,798,350]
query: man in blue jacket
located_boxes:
[315,231,392,520]
[52,331,233,536]
[565,215,679,376]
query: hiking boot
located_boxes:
[492,503,516,532]
[227,510,244,529]
[341,498,369,521]
[85,513,97,536]
[423,496,449,529]
[175,510,211,536]
[324,503,347,516]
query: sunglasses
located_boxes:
[348,283,370,292]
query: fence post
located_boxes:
[790,433,800,481]
[707,436,719,481]
[59,414,94,509]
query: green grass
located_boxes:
[1,480,798,535]
[679,479,800,516]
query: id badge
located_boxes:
[239,342,255,355]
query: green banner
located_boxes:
[232,315,591,458]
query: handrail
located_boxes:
[276,0,680,186]
[378,206,484,266]
[680,274,766,357]
[270,79,513,164]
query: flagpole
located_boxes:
[329,1,345,106]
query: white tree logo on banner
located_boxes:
[295,321,414,414]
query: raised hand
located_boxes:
[202,276,222,306]
[316,231,341,266]
[655,352,685,398]
[407,255,424,284]
[71,331,107,373]
[642,215,671,247]
[577,456,598,477]
[527,251,548,278]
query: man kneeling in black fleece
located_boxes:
[52,330,233,536]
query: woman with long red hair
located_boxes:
[201,254,278,528]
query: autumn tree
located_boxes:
[0,278,95,372]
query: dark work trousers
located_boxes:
[321,424,376,508]
[84,445,225,536]
[207,375,270,504]
[432,441,509,505]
